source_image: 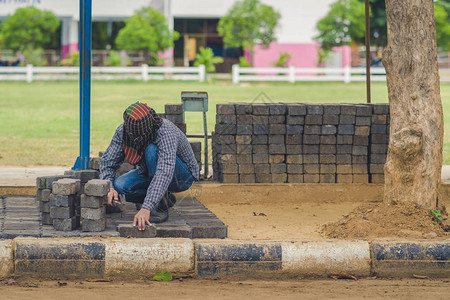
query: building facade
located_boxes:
[0,0,350,69]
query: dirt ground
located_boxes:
[180,183,450,241]
[0,278,449,300]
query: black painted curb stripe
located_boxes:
[372,242,450,261]
[196,243,282,262]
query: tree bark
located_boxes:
[382,0,443,209]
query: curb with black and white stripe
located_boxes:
[0,238,449,278]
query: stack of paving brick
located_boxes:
[213,102,390,184]
[369,104,390,183]
[165,103,186,134]
[81,179,110,232]
[50,179,80,231]
[36,175,73,225]
[190,141,202,174]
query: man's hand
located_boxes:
[133,208,151,231]
[107,187,119,207]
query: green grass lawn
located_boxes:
[0,80,449,166]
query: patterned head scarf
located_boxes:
[122,102,163,165]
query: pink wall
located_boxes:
[246,43,351,68]
[62,43,79,59]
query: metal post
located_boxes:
[365,0,371,103]
[73,0,92,170]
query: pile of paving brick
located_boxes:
[212,102,389,183]
[37,171,110,232]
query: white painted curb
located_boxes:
[0,240,14,277]
[281,241,371,276]
[104,238,195,277]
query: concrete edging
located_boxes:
[0,238,449,278]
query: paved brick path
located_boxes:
[0,196,227,239]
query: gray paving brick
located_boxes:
[156,224,191,238]
[303,154,319,164]
[237,125,253,135]
[371,174,385,183]
[236,144,252,154]
[323,114,339,125]
[82,219,106,232]
[287,104,306,115]
[338,125,355,135]
[221,163,238,174]
[218,143,236,154]
[251,134,268,144]
[36,175,72,190]
[353,164,368,174]
[287,164,303,174]
[271,173,287,183]
[222,174,239,183]
[216,114,236,124]
[41,212,51,225]
[269,144,286,154]
[217,154,237,163]
[286,154,302,164]
[50,206,75,219]
[269,135,285,144]
[320,174,336,183]
[84,179,110,197]
[216,104,235,115]
[239,174,255,183]
[337,145,352,154]
[81,207,106,220]
[337,135,353,144]
[235,103,253,115]
[304,164,319,174]
[286,115,305,125]
[252,103,270,115]
[269,155,285,164]
[303,134,320,144]
[165,114,184,123]
[306,104,323,115]
[372,103,389,114]
[287,174,304,183]
[52,179,80,195]
[36,189,51,202]
[370,164,385,174]
[355,126,370,136]
[118,224,156,238]
[165,103,183,114]
[269,115,285,124]
[253,115,269,125]
[286,144,302,154]
[320,154,336,164]
[215,124,237,135]
[269,104,286,115]
[286,134,302,144]
[64,170,99,183]
[323,104,340,115]
[252,144,268,154]
[321,125,337,135]
[320,135,336,144]
[353,174,369,183]
[238,164,255,174]
[303,174,320,183]
[89,157,101,170]
[255,173,272,183]
[371,154,387,164]
[354,136,369,146]
[40,201,50,213]
[254,164,270,174]
[270,163,286,174]
[236,154,252,164]
[356,105,372,116]
[340,115,356,125]
[237,114,253,125]
[320,164,336,174]
[340,104,357,115]
[337,174,353,183]
[372,115,387,124]
[356,116,371,126]
[286,125,304,135]
[320,145,336,154]
[371,124,387,134]
[352,146,368,156]
[371,134,388,144]
[305,115,323,125]
[189,222,227,239]
[53,217,77,231]
[49,194,74,207]
[352,155,368,164]
[371,143,388,153]
[337,165,353,174]
[304,125,321,135]
[253,153,269,164]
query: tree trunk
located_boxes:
[382,0,443,209]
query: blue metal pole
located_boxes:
[73,0,92,170]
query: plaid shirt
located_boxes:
[100,119,199,211]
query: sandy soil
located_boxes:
[0,278,449,300]
[180,183,449,241]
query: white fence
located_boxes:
[232,65,450,84]
[0,64,206,82]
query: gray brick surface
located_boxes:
[52,179,81,196]
[118,224,157,238]
[216,104,235,115]
[235,103,253,115]
[239,174,255,183]
[81,207,106,220]
[252,144,268,153]
[82,219,106,232]
[286,144,302,154]
[354,136,369,146]
[221,174,239,183]
[287,174,304,183]
[252,104,270,115]
[165,104,183,114]
[253,116,269,125]
[222,163,238,174]
[236,154,252,164]
[287,164,303,174]
[271,173,287,183]
[303,174,320,183]
[36,175,72,190]
[306,104,323,115]
[270,163,287,174]
[269,104,286,115]
[253,124,270,135]
[53,217,77,231]
[320,135,336,144]
[352,155,368,164]
[321,125,337,135]
[269,115,285,124]
[254,164,270,174]
[40,201,50,213]
[84,179,110,197]
[352,146,368,156]
[320,145,336,154]
[304,164,319,174]
[287,104,306,115]
[372,104,389,114]
[336,154,352,164]
[320,154,336,164]
[305,115,323,125]
[269,135,285,144]
[356,105,372,116]
[238,164,255,174]
[303,135,320,144]
[304,125,321,135]
[337,174,353,183]
[340,104,357,115]
[253,153,269,164]
[323,104,340,115]
[269,155,285,164]
[215,124,237,135]
[353,174,369,183]
[36,189,51,202]
[337,135,353,145]
[371,134,388,144]
[286,115,305,125]
[49,194,74,207]
[320,174,336,183]
[286,135,302,144]
[64,170,99,183]
[50,206,75,219]
[165,114,184,124]
[286,154,302,164]
[237,125,253,135]
[237,114,253,125]
[338,125,355,135]
[255,173,272,183]
[286,125,304,135]
[355,126,370,136]
[323,114,339,125]
[269,144,286,154]
[89,157,101,170]
[216,114,237,124]
[236,144,252,154]
[340,115,356,124]
[356,116,371,126]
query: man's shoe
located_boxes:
[168,192,176,207]
[149,192,170,223]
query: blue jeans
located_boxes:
[113,143,194,204]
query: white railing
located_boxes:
[0,64,206,82]
[232,65,450,84]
